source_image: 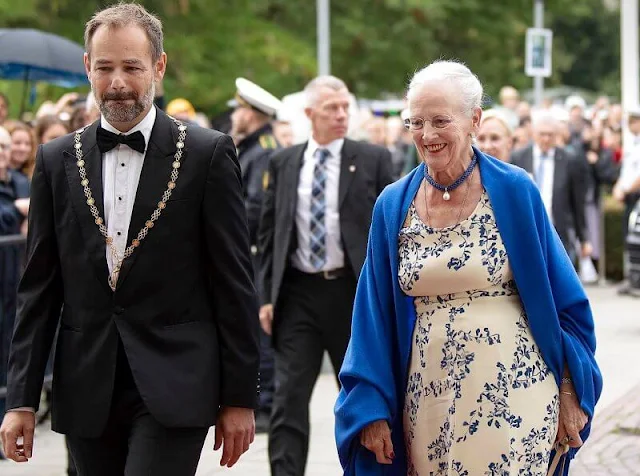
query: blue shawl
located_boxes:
[335,148,602,475]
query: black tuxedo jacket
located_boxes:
[6,109,260,437]
[258,139,393,307]
[511,145,588,250]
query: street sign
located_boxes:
[525,27,553,77]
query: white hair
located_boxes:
[407,60,484,116]
[304,75,348,107]
[532,113,559,129]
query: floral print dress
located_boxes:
[399,190,559,476]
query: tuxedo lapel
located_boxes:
[62,120,111,293]
[116,109,181,289]
[338,139,357,209]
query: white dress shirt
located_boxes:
[9,108,157,415]
[102,106,156,274]
[291,137,344,273]
[532,146,555,220]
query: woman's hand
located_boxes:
[360,420,394,464]
[556,385,589,448]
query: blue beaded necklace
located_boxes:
[423,154,478,201]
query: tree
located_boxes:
[0,0,622,118]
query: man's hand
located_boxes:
[213,406,255,468]
[14,198,30,217]
[581,241,593,258]
[259,304,274,336]
[0,411,36,462]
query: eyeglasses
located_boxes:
[0,143,11,151]
[404,116,454,131]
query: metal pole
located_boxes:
[533,0,544,107]
[621,0,639,126]
[621,0,639,281]
[317,0,330,76]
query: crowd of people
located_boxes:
[0,3,637,475]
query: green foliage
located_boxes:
[0,0,622,117]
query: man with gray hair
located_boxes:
[511,114,590,263]
[0,4,260,474]
[258,75,393,475]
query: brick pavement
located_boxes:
[571,381,640,475]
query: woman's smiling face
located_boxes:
[408,81,480,174]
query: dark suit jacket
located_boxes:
[258,139,393,308]
[511,145,588,251]
[6,108,260,437]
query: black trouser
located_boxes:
[268,267,356,476]
[254,251,275,414]
[259,328,275,413]
[66,340,208,476]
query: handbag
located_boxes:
[546,437,570,476]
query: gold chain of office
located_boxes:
[74,117,187,291]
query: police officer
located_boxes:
[229,78,281,431]
[613,107,640,294]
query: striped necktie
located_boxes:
[536,152,549,189]
[309,148,330,270]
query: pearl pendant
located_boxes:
[443,190,451,201]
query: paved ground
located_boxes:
[1,284,638,475]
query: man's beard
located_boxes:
[94,83,155,124]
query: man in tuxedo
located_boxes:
[258,76,393,476]
[0,4,259,475]
[511,115,591,263]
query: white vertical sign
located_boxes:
[525,27,553,78]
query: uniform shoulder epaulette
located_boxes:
[259,134,277,150]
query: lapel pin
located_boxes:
[349,165,356,173]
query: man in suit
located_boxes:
[511,114,591,263]
[0,4,260,475]
[258,75,394,476]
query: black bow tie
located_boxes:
[96,126,146,154]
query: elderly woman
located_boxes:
[477,109,513,162]
[335,61,602,475]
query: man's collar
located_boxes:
[308,136,345,158]
[238,123,272,150]
[100,106,157,152]
[534,145,555,158]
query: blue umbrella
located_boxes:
[0,28,89,113]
